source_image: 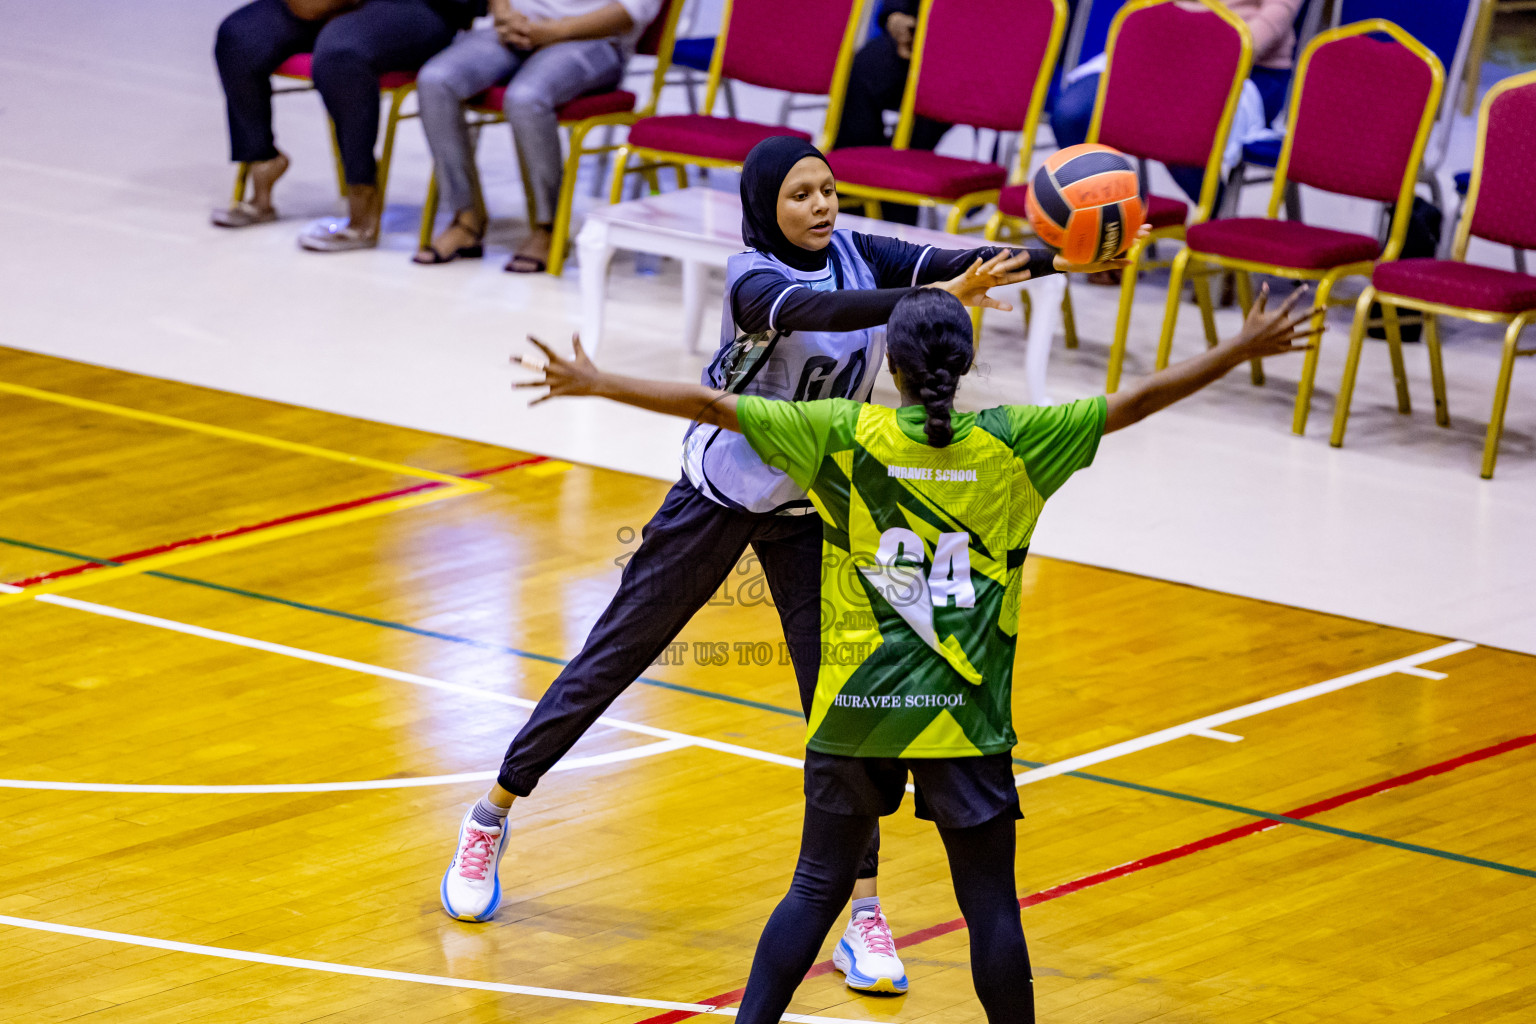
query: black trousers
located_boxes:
[214,0,454,185]
[832,30,952,226]
[497,478,882,877]
[736,804,1033,1024]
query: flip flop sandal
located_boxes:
[299,217,378,252]
[211,201,278,228]
[504,253,547,274]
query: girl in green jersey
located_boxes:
[516,282,1315,1022]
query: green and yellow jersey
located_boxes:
[737,395,1107,758]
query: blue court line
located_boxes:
[4,533,1531,880]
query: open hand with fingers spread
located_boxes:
[512,334,743,429]
[515,334,601,404]
[1104,282,1323,432]
[929,249,1035,312]
[1224,283,1322,361]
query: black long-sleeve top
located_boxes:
[730,233,1058,336]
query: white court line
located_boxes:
[14,587,1475,793]
[0,915,859,1023]
[1192,728,1243,743]
[34,593,804,770]
[1014,640,1475,787]
[0,740,691,795]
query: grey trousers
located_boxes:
[416,27,624,224]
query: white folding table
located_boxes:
[575,187,1069,404]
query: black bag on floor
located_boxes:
[1368,196,1442,342]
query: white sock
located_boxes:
[851,896,881,920]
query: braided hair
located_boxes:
[886,289,975,448]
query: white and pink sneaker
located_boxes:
[440,806,508,922]
[833,910,909,993]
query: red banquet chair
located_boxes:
[230,54,419,210]
[1331,69,1536,478]
[1158,20,1444,436]
[987,0,1250,377]
[606,0,866,202]
[416,0,685,275]
[827,0,1068,235]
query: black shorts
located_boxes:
[803,749,1023,830]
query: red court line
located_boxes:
[6,455,548,588]
[632,730,1536,1024]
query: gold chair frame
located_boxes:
[1330,69,1536,478]
[416,0,686,276]
[837,0,1067,236]
[605,0,867,205]
[1093,0,1252,393]
[985,0,1249,370]
[1157,19,1444,436]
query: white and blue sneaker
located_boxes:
[833,910,909,994]
[440,806,508,922]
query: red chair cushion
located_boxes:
[626,115,810,163]
[1186,218,1380,269]
[1142,194,1188,230]
[558,89,636,121]
[275,54,313,78]
[826,148,1006,199]
[273,53,415,89]
[997,186,1186,229]
[473,86,637,121]
[1372,259,1536,315]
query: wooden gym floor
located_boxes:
[2,345,1533,1024]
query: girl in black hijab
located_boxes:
[439,134,1128,996]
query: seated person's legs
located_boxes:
[499,39,624,272]
[1166,162,1206,206]
[832,25,951,226]
[212,0,319,221]
[834,30,911,151]
[413,27,520,261]
[1048,72,1098,150]
[306,0,455,246]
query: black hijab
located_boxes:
[740,136,833,273]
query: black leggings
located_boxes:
[736,805,1033,1024]
[214,0,454,185]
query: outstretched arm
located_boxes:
[516,336,743,432]
[1105,284,1318,433]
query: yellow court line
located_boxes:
[0,380,495,606]
[0,380,475,486]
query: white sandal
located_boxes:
[298,217,377,252]
[211,201,278,228]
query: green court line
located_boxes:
[1011,758,1536,880]
[0,536,799,718]
[6,534,1531,880]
